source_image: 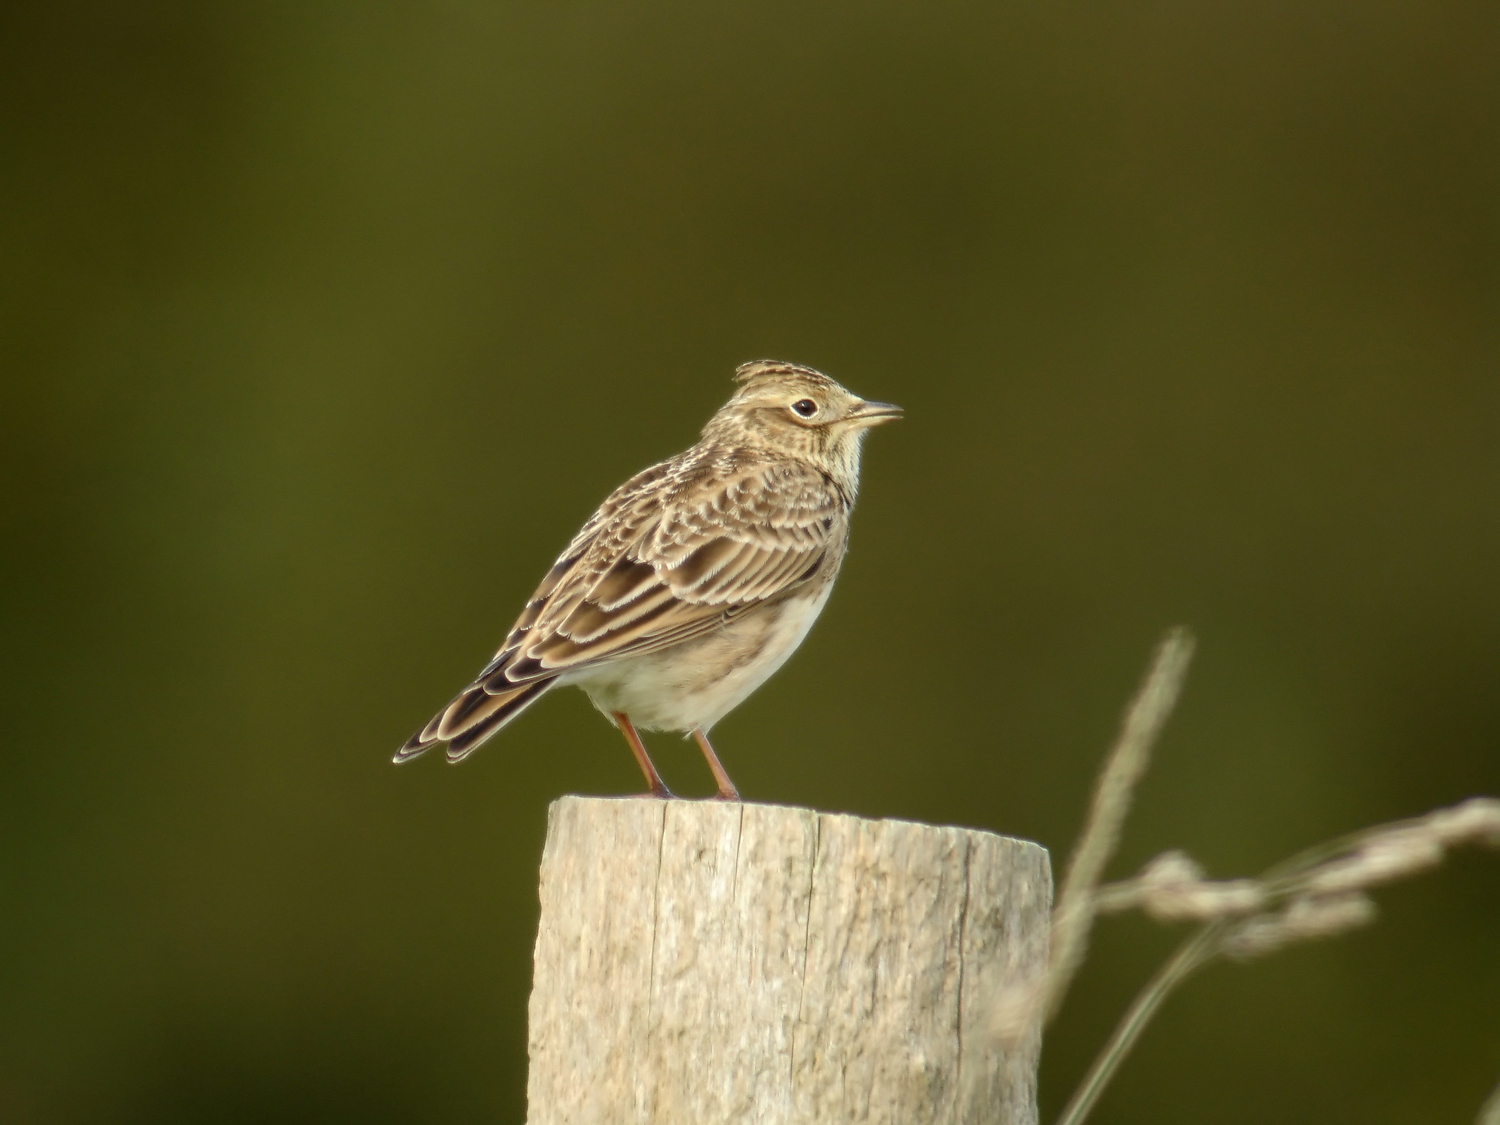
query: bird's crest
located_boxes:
[733,359,834,387]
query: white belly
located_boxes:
[563,584,834,733]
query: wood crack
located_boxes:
[789,813,822,1090]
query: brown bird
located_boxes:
[394,360,901,799]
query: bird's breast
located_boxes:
[566,578,836,734]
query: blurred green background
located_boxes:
[2,0,1497,1121]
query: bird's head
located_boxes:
[703,360,902,484]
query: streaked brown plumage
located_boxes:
[394,360,900,798]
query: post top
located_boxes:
[547,793,1048,859]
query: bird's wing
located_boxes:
[482,455,844,688]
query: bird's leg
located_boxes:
[692,729,741,801]
[612,712,673,798]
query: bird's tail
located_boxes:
[394,678,555,765]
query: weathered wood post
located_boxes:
[526,797,1051,1125]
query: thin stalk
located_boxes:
[1046,628,1195,1021]
[1053,922,1225,1125]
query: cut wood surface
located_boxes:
[527,797,1052,1125]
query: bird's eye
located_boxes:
[791,399,819,418]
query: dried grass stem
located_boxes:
[1045,627,1196,1022]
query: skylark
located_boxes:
[394,360,901,799]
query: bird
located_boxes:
[394,360,901,799]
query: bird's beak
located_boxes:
[850,400,903,427]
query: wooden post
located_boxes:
[526,797,1052,1124]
